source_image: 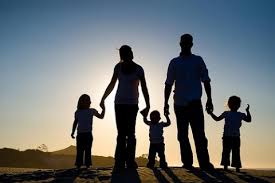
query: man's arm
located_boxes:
[204,81,213,113]
[162,114,171,127]
[164,84,172,115]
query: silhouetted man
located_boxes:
[164,34,214,170]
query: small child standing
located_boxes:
[208,95,251,172]
[71,94,105,169]
[142,110,171,169]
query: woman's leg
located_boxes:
[114,104,127,168]
[125,105,138,168]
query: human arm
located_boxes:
[208,111,224,121]
[143,117,151,126]
[71,118,78,139]
[100,65,118,108]
[204,81,213,114]
[164,61,175,116]
[243,104,251,122]
[164,84,172,115]
[93,105,105,119]
[162,113,171,127]
[140,71,150,117]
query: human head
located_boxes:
[180,34,193,51]
[119,45,133,62]
[77,94,91,110]
[150,110,161,124]
[227,96,241,111]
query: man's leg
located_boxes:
[174,105,193,167]
[189,101,213,169]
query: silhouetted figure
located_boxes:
[71,94,105,169]
[100,45,150,173]
[142,110,170,169]
[208,96,252,172]
[164,34,214,170]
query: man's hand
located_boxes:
[206,98,213,114]
[164,103,170,115]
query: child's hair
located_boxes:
[150,110,161,123]
[77,94,91,110]
[227,95,241,111]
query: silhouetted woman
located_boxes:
[100,45,150,172]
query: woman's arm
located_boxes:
[140,75,150,117]
[100,65,119,107]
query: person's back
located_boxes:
[149,122,164,144]
[222,111,246,137]
[115,62,144,104]
[75,109,94,133]
[208,95,251,172]
[168,54,210,105]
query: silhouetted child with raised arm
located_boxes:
[71,94,105,169]
[141,110,171,169]
[208,96,251,172]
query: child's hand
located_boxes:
[246,104,250,111]
[71,133,75,139]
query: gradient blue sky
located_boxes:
[0,0,274,168]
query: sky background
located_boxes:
[0,0,274,168]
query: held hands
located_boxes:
[206,98,213,114]
[164,103,170,115]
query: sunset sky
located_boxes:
[0,0,274,168]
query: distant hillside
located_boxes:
[0,146,150,169]
[51,145,76,155]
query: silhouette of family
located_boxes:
[70,34,252,174]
